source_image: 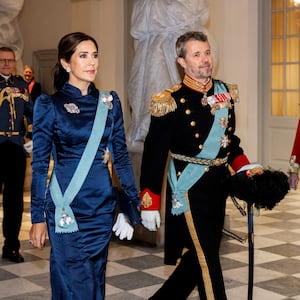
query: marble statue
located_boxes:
[126,0,216,153]
[0,0,24,73]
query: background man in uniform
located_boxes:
[0,46,33,263]
[23,65,42,106]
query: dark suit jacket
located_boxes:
[30,81,42,104]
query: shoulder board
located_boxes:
[225,82,239,102]
[149,84,181,117]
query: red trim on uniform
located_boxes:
[140,188,161,210]
[231,154,250,172]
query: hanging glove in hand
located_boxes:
[24,140,33,153]
[141,210,160,231]
[112,213,134,240]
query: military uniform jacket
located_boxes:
[140,75,249,209]
[140,75,250,264]
[0,74,33,147]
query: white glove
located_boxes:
[112,213,134,240]
[141,210,160,231]
[24,140,33,153]
[237,163,263,173]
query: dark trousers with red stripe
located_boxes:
[150,171,228,300]
[149,223,227,300]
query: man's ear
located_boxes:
[177,57,186,69]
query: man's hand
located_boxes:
[24,140,33,153]
[288,173,299,190]
[237,163,263,176]
[112,213,134,240]
[141,210,160,231]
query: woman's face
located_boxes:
[64,40,99,89]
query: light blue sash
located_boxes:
[168,82,229,215]
[49,92,109,233]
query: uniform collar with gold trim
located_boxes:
[183,74,212,93]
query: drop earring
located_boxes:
[66,66,71,73]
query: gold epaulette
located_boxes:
[149,84,181,117]
[225,83,239,102]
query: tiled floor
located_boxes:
[1,189,300,299]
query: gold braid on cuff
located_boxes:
[142,192,153,208]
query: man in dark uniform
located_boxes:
[0,46,33,263]
[140,31,259,299]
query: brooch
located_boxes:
[221,135,229,148]
[172,195,183,209]
[59,209,74,228]
[64,103,80,114]
[219,117,228,128]
[101,93,113,109]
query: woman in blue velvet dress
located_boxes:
[29,32,140,300]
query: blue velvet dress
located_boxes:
[30,83,140,300]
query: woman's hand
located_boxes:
[29,222,47,249]
[112,213,134,240]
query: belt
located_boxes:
[0,131,20,137]
[171,152,228,166]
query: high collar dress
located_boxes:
[30,82,140,300]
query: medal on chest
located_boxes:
[200,78,212,106]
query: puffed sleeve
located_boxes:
[109,91,140,207]
[30,94,55,223]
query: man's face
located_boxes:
[0,50,16,76]
[177,39,213,84]
[23,67,33,82]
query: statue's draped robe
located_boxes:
[0,0,24,66]
[127,0,211,152]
